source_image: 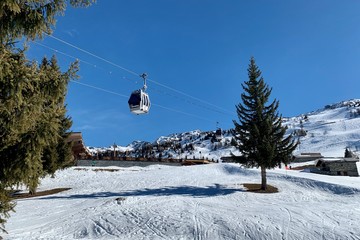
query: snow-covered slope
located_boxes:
[88,99,360,159]
[286,99,360,157]
[5,164,360,239]
[5,99,360,239]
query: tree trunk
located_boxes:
[29,186,37,195]
[29,180,38,195]
[260,166,267,190]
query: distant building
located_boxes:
[220,156,236,163]
[67,132,91,160]
[292,153,323,163]
[312,158,360,177]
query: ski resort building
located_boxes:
[68,132,91,160]
[292,153,323,163]
[313,158,360,177]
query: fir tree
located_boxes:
[0,0,94,43]
[37,56,78,181]
[0,47,78,192]
[232,57,297,190]
[0,0,93,233]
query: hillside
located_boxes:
[87,99,360,160]
[286,99,360,157]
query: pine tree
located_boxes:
[0,186,14,234]
[0,46,42,232]
[232,57,297,190]
[0,0,94,43]
[0,0,93,232]
[0,47,78,193]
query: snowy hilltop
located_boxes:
[87,99,360,160]
[286,99,360,157]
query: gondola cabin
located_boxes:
[128,89,150,114]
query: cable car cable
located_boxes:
[146,78,235,116]
[33,40,235,117]
[32,40,227,127]
[45,34,139,76]
[43,34,235,116]
[32,41,145,86]
[150,87,232,116]
[70,80,213,122]
[71,80,129,98]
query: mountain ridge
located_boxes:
[87,99,360,159]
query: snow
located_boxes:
[4,99,360,239]
[285,99,360,157]
[87,146,134,155]
[4,163,360,239]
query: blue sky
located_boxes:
[26,0,360,147]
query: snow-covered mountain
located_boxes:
[286,99,360,157]
[87,99,360,160]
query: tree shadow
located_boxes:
[39,184,245,200]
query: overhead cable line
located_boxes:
[35,40,234,117]
[150,87,232,116]
[45,34,235,116]
[70,80,129,98]
[70,80,213,123]
[32,41,144,86]
[46,34,139,76]
[33,42,104,71]
[34,41,226,116]
[152,103,213,122]
[147,78,235,116]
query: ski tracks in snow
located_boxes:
[87,199,169,239]
[192,201,202,240]
[280,207,292,240]
[6,164,360,240]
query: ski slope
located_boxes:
[4,163,360,239]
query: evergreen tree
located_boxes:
[232,57,297,190]
[0,0,93,233]
[344,147,358,159]
[0,0,94,43]
[345,148,351,158]
[37,56,78,183]
[230,137,237,146]
[0,46,78,194]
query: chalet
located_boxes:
[67,132,91,160]
[312,158,360,177]
[220,156,236,163]
[292,153,323,163]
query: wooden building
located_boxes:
[67,132,91,160]
[220,156,236,163]
[313,158,360,177]
[292,153,323,163]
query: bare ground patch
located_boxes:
[12,188,71,199]
[243,183,279,193]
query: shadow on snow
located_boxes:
[39,184,245,200]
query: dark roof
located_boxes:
[316,158,359,166]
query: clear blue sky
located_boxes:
[26,0,360,147]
